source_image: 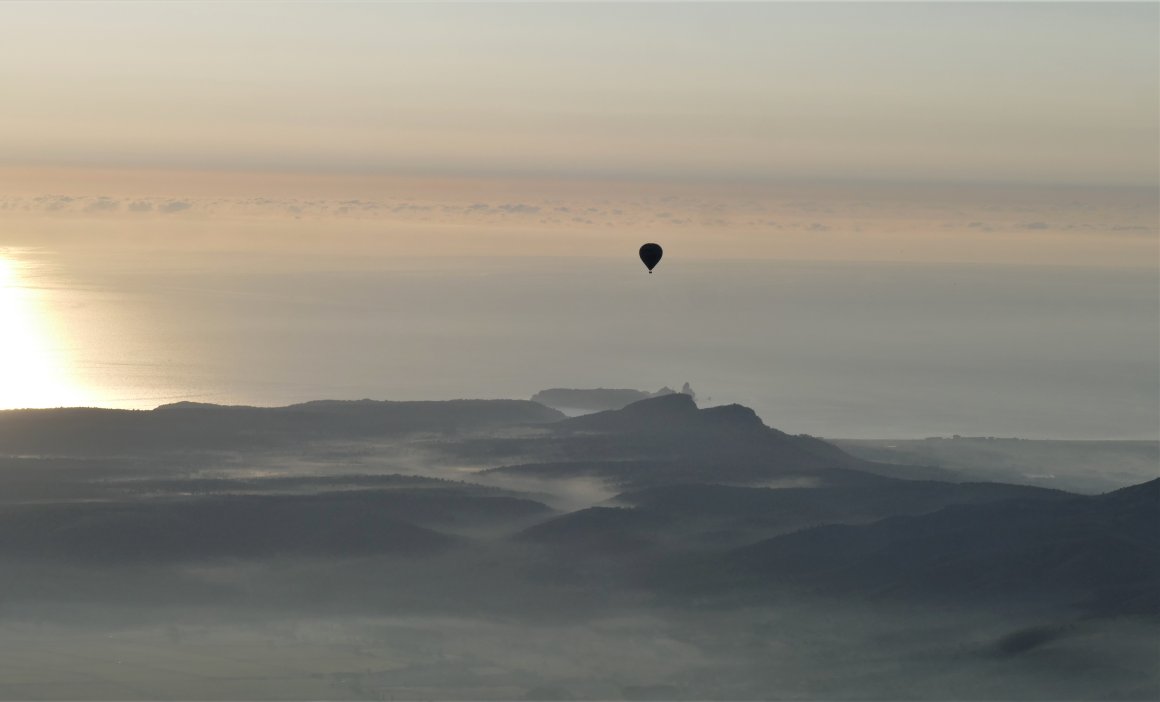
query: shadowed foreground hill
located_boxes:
[705,478,1160,615]
[517,480,1074,555]
[0,399,564,454]
[0,485,553,563]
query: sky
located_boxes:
[0,2,1156,429]
[1,2,1155,265]
[0,2,1155,187]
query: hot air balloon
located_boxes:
[639,243,663,273]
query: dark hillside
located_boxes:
[0,486,552,563]
[713,478,1160,614]
[482,395,897,487]
[0,399,564,454]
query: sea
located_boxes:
[3,248,1157,440]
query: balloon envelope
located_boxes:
[639,243,663,272]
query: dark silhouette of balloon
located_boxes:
[639,243,663,273]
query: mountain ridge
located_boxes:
[0,398,565,453]
[705,477,1160,614]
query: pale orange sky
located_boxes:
[0,3,1155,186]
[0,3,1156,267]
[1,166,1155,267]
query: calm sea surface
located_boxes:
[3,249,1157,439]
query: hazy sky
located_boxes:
[1,2,1156,186]
[0,2,1156,430]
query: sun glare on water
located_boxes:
[0,254,97,409]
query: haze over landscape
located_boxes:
[0,1,1156,699]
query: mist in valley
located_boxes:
[0,396,1155,699]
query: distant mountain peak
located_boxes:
[530,386,681,412]
[699,403,765,430]
[154,401,239,411]
[554,392,777,437]
[618,391,698,414]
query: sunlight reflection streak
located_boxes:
[0,254,96,409]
